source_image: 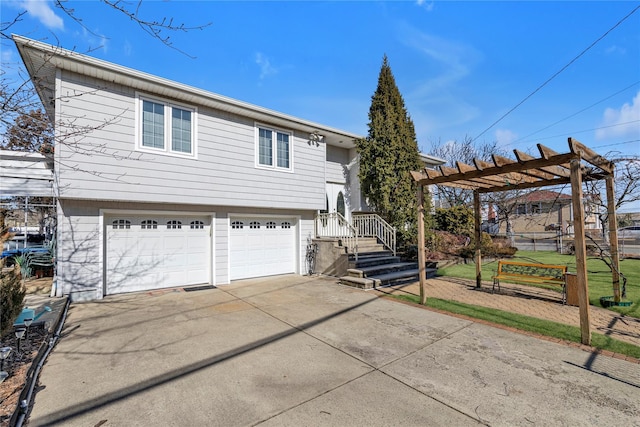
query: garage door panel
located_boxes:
[230,217,296,280]
[106,214,211,295]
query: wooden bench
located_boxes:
[492,260,567,303]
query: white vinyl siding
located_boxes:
[256,124,292,171]
[326,145,350,184]
[55,72,325,210]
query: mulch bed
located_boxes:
[0,277,53,425]
[0,326,48,425]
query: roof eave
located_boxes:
[13,35,362,148]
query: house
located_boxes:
[14,35,443,300]
[495,189,601,234]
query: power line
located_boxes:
[471,4,640,144]
[511,80,640,145]
[516,120,640,143]
[592,139,640,149]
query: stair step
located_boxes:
[337,276,375,289]
[351,256,401,268]
[348,262,417,278]
[349,251,393,259]
[339,268,437,290]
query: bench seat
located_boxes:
[492,260,567,303]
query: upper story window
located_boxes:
[256,125,292,171]
[138,95,196,157]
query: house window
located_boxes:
[112,219,131,229]
[231,221,244,229]
[516,204,527,215]
[281,222,291,229]
[256,125,292,171]
[266,221,276,229]
[190,220,204,229]
[139,96,195,156]
[249,221,260,229]
[167,220,182,229]
[141,220,158,229]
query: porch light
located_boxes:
[0,371,8,384]
[309,131,324,145]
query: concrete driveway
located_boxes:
[30,275,639,426]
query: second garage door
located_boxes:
[229,217,296,280]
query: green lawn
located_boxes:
[437,250,639,318]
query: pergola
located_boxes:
[411,138,620,345]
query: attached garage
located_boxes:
[105,214,211,295]
[229,216,297,280]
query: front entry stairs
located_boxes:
[314,212,436,290]
[338,237,437,290]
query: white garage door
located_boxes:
[230,217,296,280]
[106,215,211,295]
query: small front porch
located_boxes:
[311,212,436,289]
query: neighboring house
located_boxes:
[496,189,600,234]
[14,36,442,301]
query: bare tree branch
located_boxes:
[101,0,211,58]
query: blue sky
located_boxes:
[2,1,640,208]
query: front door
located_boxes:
[326,182,350,222]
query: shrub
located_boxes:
[0,261,26,337]
[434,206,474,236]
[459,232,517,259]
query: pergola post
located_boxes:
[570,158,591,345]
[417,184,427,304]
[473,190,482,289]
[605,174,621,302]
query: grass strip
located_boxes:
[393,294,640,360]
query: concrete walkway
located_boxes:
[28,275,639,426]
[375,277,640,349]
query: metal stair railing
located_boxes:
[352,213,396,256]
[315,212,359,261]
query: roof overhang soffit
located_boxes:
[411,139,613,193]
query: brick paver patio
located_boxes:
[374,277,640,348]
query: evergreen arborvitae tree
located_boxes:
[356,55,423,246]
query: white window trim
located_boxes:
[254,123,294,173]
[135,93,198,159]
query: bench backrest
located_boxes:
[497,260,567,281]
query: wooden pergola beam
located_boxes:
[477,176,572,193]
[569,137,613,173]
[414,153,576,186]
[514,150,568,180]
